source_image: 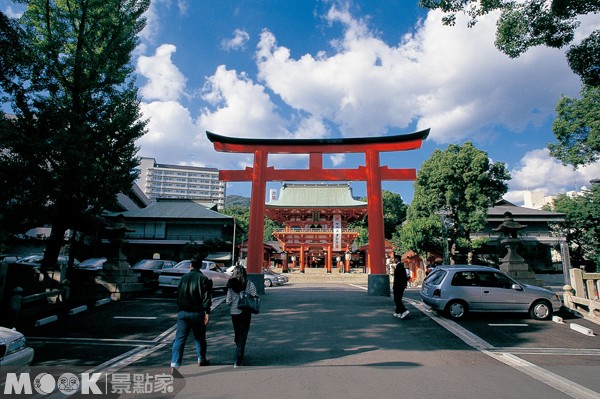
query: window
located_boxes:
[451,271,479,287]
[424,269,447,285]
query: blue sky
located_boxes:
[3,0,600,204]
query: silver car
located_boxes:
[158,260,230,293]
[420,265,562,320]
[0,326,34,369]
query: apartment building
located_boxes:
[137,157,225,210]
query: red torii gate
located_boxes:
[207,129,429,296]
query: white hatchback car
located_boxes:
[0,326,34,369]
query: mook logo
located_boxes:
[4,372,104,395]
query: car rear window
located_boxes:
[424,269,447,285]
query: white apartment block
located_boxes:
[523,187,589,210]
[138,157,226,210]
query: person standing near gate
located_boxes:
[226,265,257,367]
[393,256,409,319]
[170,254,213,374]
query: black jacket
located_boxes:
[393,264,408,290]
[177,269,212,313]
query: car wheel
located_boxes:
[264,279,272,287]
[445,300,468,320]
[530,300,552,320]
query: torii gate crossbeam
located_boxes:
[207,129,429,296]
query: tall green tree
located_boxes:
[391,214,439,266]
[549,184,600,271]
[419,1,600,168]
[350,189,408,245]
[410,142,510,264]
[548,85,600,167]
[0,0,150,268]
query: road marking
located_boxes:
[488,323,529,327]
[65,295,229,378]
[27,337,159,346]
[492,347,600,356]
[407,298,600,399]
[113,316,157,320]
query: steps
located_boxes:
[280,268,370,284]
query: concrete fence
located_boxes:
[563,268,600,324]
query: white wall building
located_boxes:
[137,157,226,210]
[523,188,587,210]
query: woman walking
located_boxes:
[226,265,257,367]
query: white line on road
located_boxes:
[488,323,529,327]
[407,298,600,399]
[113,316,158,320]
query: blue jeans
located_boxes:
[170,311,207,367]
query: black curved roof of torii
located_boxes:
[206,129,430,147]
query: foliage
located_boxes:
[350,189,407,246]
[222,203,281,242]
[408,142,510,264]
[549,184,600,271]
[351,224,369,248]
[222,205,250,241]
[548,85,600,167]
[381,190,408,238]
[225,195,251,207]
[391,215,440,263]
[0,0,150,268]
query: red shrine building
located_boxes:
[265,183,367,273]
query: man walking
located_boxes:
[392,257,409,319]
[170,253,213,373]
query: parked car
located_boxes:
[420,265,562,320]
[74,257,107,271]
[0,326,34,369]
[14,255,80,268]
[263,268,288,285]
[158,260,230,293]
[130,259,177,287]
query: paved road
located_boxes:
[11,283,600,399]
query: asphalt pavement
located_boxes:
[105,283,600,399]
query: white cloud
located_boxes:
[221,29,250,51]
[255,5,580,142]
[137,101,195,155]
[329,154,346,166]
[137,44,186,102]
[198,65,291,139]
[505,149,600,204]
[132,2,593,200]
[3,5,22,18]
[177,0,188,15]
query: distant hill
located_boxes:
[225,195,250,208]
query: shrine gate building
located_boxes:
[266,183,367,274]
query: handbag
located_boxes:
[238,290,260,314]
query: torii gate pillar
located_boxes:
[207,130,429,296]
[365,149,388,295]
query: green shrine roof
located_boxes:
[267,183,367,208]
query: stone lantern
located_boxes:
[493,212,541,286]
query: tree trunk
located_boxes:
[42,222,67,269]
